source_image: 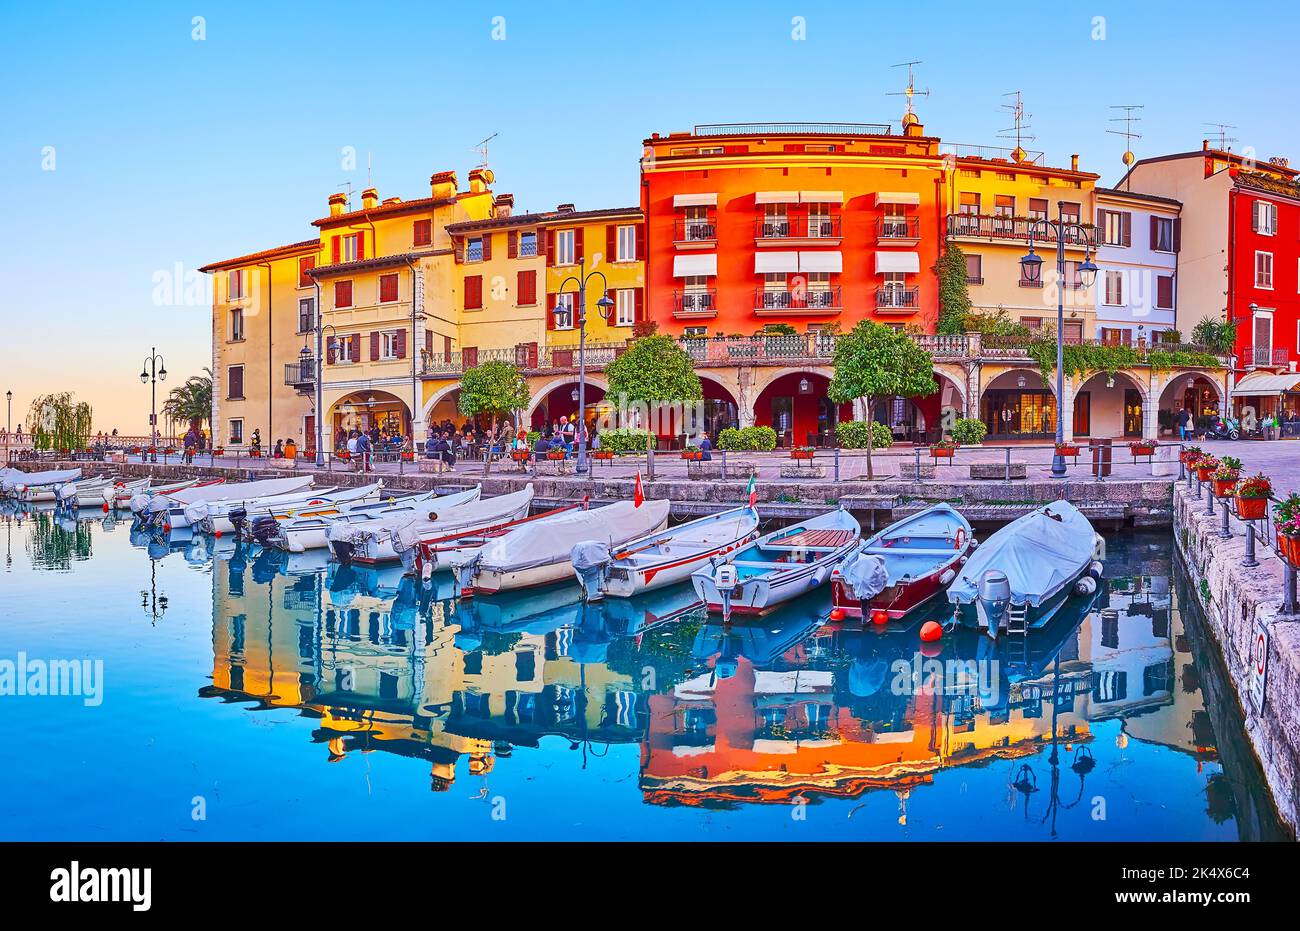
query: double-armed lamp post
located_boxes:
[139,347,167,463]
[553,257,615,475]
[308,324,340,467]
[1019,206,1098,478]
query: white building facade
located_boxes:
[1093,187,1181,346]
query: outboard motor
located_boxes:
[975,569,1012,636]
[249,514,279,547]
[229,506,249,540]
[449,551,481,598]
[332,539,355,566]
[571,541,612,602]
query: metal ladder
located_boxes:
[1005,602,1029,637]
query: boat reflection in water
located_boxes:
[191,531,1273,837]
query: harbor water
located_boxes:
[0,504,1286,841]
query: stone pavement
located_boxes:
[1191,438,1300,497]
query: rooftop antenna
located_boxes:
[336,180,354,210]
[998,91,1036,163]
[473,132,499,169]
[1107,105,1144,167]
[367,152,373,188]
[1203,122,1237,151]
[887,61,930,128]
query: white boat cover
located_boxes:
[166,475,312,506]
[948,501,1096,607]
[325,487,481,547]
[458,499,671,573]
[2,467,81,492]
[837,551,890,601]
[388,486,528,555]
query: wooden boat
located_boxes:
[572,505,760,601]
[252,488,441,551]
[104,477,202,509]
[138,475,314,529]
[690,508,861,616]
[830,503,975,622]
[948,500,1104,639]
[188,482,383,536]
[452,499,671,597]
[387,486,536,570]
[325,486,485,565]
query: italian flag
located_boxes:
[634,471,644,508]
[747,474,757,509]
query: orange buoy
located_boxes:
[871,609,890,626]
[102,504,109,513]
[919,621,943,642]
[829,607,845,621]
[214,530,222,538]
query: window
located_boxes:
[335,280,353,308]
[297,256,315,288]
[229,308,244,341]
[1060,202,1081,225]
[1100,210,1130,247]
[996,170,1016,181]
[466,237,484,262]
[227,365,244,400]
[413,219,432,247]
[1253,200,1278,235]
[1028,198,1049,222]
[335,335,355,363]
[554,292,575,328]
[227,269,247,300]
[1152,217,1175,252]
[1257,251,1274,289]
[616,225,637,262]
[297,298,315,334]
[994,195,1015,217]
[1104,270,1124,305]
[958,192,980,214]
[379,273,399,304]
[806,203,834,237]
[517,269,537,306]
[965,254,983,284]
[464,275,483,310]
[1100,327,1132,346]
[342,233,360,262]
[555,229,575,265]
[1156,274,1174,310]
[229,418,243,445]
[762,204,789,237]
[683,326,708,337]
[959,168,981,178]
[381,331,400,360]
[519,231,538,257]
[615,289,635,326]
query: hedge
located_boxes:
[835,420,894,450]
[717,425,778,451]
[596,428,653,454]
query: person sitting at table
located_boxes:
[273,439,284,458]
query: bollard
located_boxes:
[1243,521,1259,568]
[913,446,921,482]
[1285,564,1298,616]
[833,446,840,482]
[1004,447,1011,482]
[1219,498,1232,539]
[647,446,655,482]
[721,448,727,481]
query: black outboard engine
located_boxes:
[229,506,249,540]
[249,514,279,547]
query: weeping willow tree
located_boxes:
[28,392,94,451]
[26,510,94,568]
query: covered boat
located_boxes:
[691,508,861,615]
[389,486,537,571]
[830,504,974,622]
[145,475,314,529]
[947,500,1103,638]
[4,468,82,500]
[325,486,483,564]
[452,498,671,596]
[104,477,203,509]
[572,505,760,601]
[56,476,116,508]
[252,488,440,551]
[188,482,383,536]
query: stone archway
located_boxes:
[979,368,1058,440]
[1073,370,1149,439]
[752,371,850,447]
[326,389,412,451]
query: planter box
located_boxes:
[1236,496,1269,521]
[509,451,531,462]
[1194,466,1216,481]
[546,452,566,461]
[1056,446,1080,457]
[1278,532,1300,568]
[1212,477,1238,497]
[1131,445,1157,456]
[930,447,956,459]
[790,449,815,460]
[592,451,615,460]
[681,451,703,460]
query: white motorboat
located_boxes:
[250,488,441,551]
[104,477,202,509]
[138,475,314,529]
[5,468,82,501]
[452,498,671,596]
[325,486,490,565]
[389,486,546,572]
[948,500,1104,639]
[572,505,760,601]
[188,482,384,536]
[691,508,862,616]
[56,476,116,508]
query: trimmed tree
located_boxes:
[933,244,972,335]
[458,360,531,474]
[828,321,937,480]
[604,334,702,431]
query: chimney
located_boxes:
[430,170,458,200]
[381,196,401,206]
[468,167,491,194]
[557,203,576,214]
[328,192,347,216]
[1203,139,1210,151]
[493,193,514,218]
[904,120,924,138]
[361,187,379,210]
[1070,154,1079,172]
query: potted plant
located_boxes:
[790,446,816,460]
[681,448,704,461]
[1055,441,1080,457]
[1193,454,1218,481]
[250,448,262,458]
[547,450,566,461]
[930,439,959,459]
[509,449,531,463]
[1235,473,1272,520]
[213,447,225,457]
[337,450,350,461]
[400,450,415,462]
[593,449,615,460]
[1275,493,1300,566]
[1212,456,1242,497]
[1179,445,1203,465]
[1129,439,1157,457]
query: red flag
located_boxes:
[634,471,644,508]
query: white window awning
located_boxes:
[799,251,843,273]
[673,193,717,208]
[800,190,844,204]
[755,191,799,205]
[1230,372,1300,397]
[876,191,921,206]
[673,253,718,277]
[755,251,800,274]
[876,251,921,273]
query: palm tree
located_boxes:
[162,368,213,434]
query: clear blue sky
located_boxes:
[0,0,1292,432]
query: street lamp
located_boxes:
[5,390,11,434]
[139,347,167,463]
[553,257,615,475]
[314,324,339,466]
[1019,205,1097,477]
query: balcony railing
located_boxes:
[674,289,717,318]
[755,216,842,241]
[947,214,1096,246]
[674,218,717,245]
[875,286,920,312]
[284,359,317,389]
[877,216,920,240]
[419,342,627,377]
[518,239,538,257]
[1240,346,1290,368]
[681,333,839,365]
[754,287,842,315]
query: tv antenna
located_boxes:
[1203,122,1237,151]
[887,61,930,126]
[1107,105,1144,166]
[999,91,1036,160]
[473,132,499,169]
[335,180,354,210]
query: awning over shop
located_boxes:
[673,193,717,208]
[755,191,800,204]
[875,251,921,274]
[673,253,717,277]
[755,251,801,273]
[799,251,843,273]
[1229,372,1300,397]
[876,191,922,206]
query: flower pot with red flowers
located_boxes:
[1129,441,1157,457]
[1055,442,1080,458]
[682,449,703,461]
[547,451,566,461]
[1193,455,1219,482]
[930,440,959,459]
[1179,445,1203,465]
[510,450,531,463]
[790,446,816,460]
[337,450,350,461]
[593,450,615,461]
[213,447,225,457]
[400,451,414,462]
[1212,456,1242,497]
[1235,473,1272,520]
[1275,494,1300,565]
[250,449,262,458]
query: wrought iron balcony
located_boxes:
[947,213,1096,246]
[755,216,841,242]
[754,287,841,315]
[674,289,717,318]
[284,358,317,390]
[1240,346,1290,369]
[875,286,920,312]
[674,218,717,246]
[877,216,920,241]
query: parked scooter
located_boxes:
[1203,414,1241,441]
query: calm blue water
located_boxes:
[0,503,1283,840]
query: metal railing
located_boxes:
[755,216,842,240]
[674,218,717,244]
[1239,346,1290,368]
[878,216,920,240]
[694,121,893,136]
[947,214,1096,245]
[754,287,841,313]
[875,286,920,311]
[673,290,717,317]
[939,142,1046,164]
[284,359,317,388]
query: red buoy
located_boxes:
[829,607,845,621]
[214,530,222,538]
[871,609,890,626]
[102,504,109,513]
[919,621,943,642]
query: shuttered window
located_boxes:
[379,273,399,303]
[227,365,244,400]
[1156,275,1174,310]
[465,275,483,310]
[335,280,353,308]
[413,219,432,246]
[297,255,315,288]
[517,270,537,306]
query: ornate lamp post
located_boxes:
[313,324,339,466]
[139,347,167,463]
[5,390,11,434]
[1019,207,1098,477]
[553,258,616,475]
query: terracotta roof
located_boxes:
[312,196,455,228]
[1113,147,1299,190]
[1095,187,1182,208]
[445,206,642,235]
[199,239,319,273]
[306,251,441,279]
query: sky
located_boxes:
[1,0,1296,432]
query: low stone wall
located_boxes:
[1173,482,1300,833]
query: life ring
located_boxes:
[954,528,966,550]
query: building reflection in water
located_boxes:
[196,534,1240,831]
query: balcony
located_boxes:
[875,286,920,313]
[946,214,1096,247]
[754,215,842,245]
[754,287,842,316]
[877,216,920,244]
[1240,346,1291,369]
[674,218,717,248]
[420,342,627,378]
[674,289,717,319]
[681,333,839,365]
[284,358,316,392]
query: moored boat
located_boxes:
[4,468,82,501]
[56,476,116,508]
[830,503,975,623]
[572,505,760,601]
[105,477,204,509]
[142,475,314,530]
[325,486,484,564]
[691,508,861,616]
[251,488,440,551]
[188,482,383,536]
[947,500,1103,639]
[388,486,536,571]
